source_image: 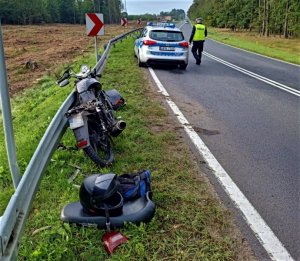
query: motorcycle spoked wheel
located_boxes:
[83,118,114,167]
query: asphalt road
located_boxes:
[149,23,300,260]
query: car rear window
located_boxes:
[149,30,184,42]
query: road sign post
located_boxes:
[86,13,104,63]
[95,36,99,62]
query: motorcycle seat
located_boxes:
[61,192,155,228]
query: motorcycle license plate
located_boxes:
[159,46,175,51]
[69,114,84,129]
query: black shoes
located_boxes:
[196,59,201,65]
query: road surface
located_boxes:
[148,23,300,260]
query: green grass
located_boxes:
[0,37,249,260]
[208,28,300,65]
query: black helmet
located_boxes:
[79,173,123,216]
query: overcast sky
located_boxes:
[124,0,193,15]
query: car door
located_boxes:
[135,29,148,56]
[134,29,144,55]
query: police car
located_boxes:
[134,22,189,69]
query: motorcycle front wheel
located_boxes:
[83,119,114,167]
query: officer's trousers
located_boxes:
[191,40,205,62]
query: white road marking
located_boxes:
[179,23,299,95]
[148,67,295,261]
[178,23,185,29]
[181,21,298,66]
[204,52,300,97]
[208,38,300,67]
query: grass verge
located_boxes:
[208,28,300,65]
[1,37,254,260]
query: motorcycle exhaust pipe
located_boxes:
[110,120,126,137]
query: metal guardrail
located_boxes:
[0,21,21,189]
[0,27,142,260]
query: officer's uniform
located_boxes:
[189,21,207,65]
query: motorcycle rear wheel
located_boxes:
[83,119,114,167]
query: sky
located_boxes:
[124,0,194,15]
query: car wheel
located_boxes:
[179,64,187,70]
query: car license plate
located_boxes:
[69,114,84,129]
[160,46,175,51]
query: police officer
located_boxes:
[189,17,207,65]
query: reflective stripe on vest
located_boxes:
[193,24,205,41]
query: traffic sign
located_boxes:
[86,13,104,36]
[121,17,128,27]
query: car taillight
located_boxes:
[179,41,189,48]
[143,40,157,46]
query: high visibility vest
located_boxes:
[193,24,206,41]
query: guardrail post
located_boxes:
[0,21,21,188]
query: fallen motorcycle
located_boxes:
[56,65,126,167]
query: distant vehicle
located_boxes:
[185,20,189,23]
[134,22,189,70]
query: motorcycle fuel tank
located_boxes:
[76,78,101,94]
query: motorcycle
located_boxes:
[56,65,126,167]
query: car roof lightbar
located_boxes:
[146,22,176,28]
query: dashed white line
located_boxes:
[148,67,295,261]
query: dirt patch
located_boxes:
[2,24,134,95]
[193,126,220,135]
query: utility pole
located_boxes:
[73,2,76,24]
[93,0,96,12]
[107,0,111,24]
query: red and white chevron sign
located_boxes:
[86,13,104,36]
[121,17,128,27]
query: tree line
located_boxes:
[188,0,300,38]
[126,9,185,23]
[0,0,122,25]
[159,9,185,21]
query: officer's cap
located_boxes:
[196,17,203,23]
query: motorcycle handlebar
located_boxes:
[56,67,101,85]
[56,68,71,85]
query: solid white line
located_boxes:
[148,67,294,261]
[204,51,300,97]
[178,23,185,29]
[208,38,300,67]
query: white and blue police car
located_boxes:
[134,22,189,69]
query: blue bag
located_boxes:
[117,170,151,200]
